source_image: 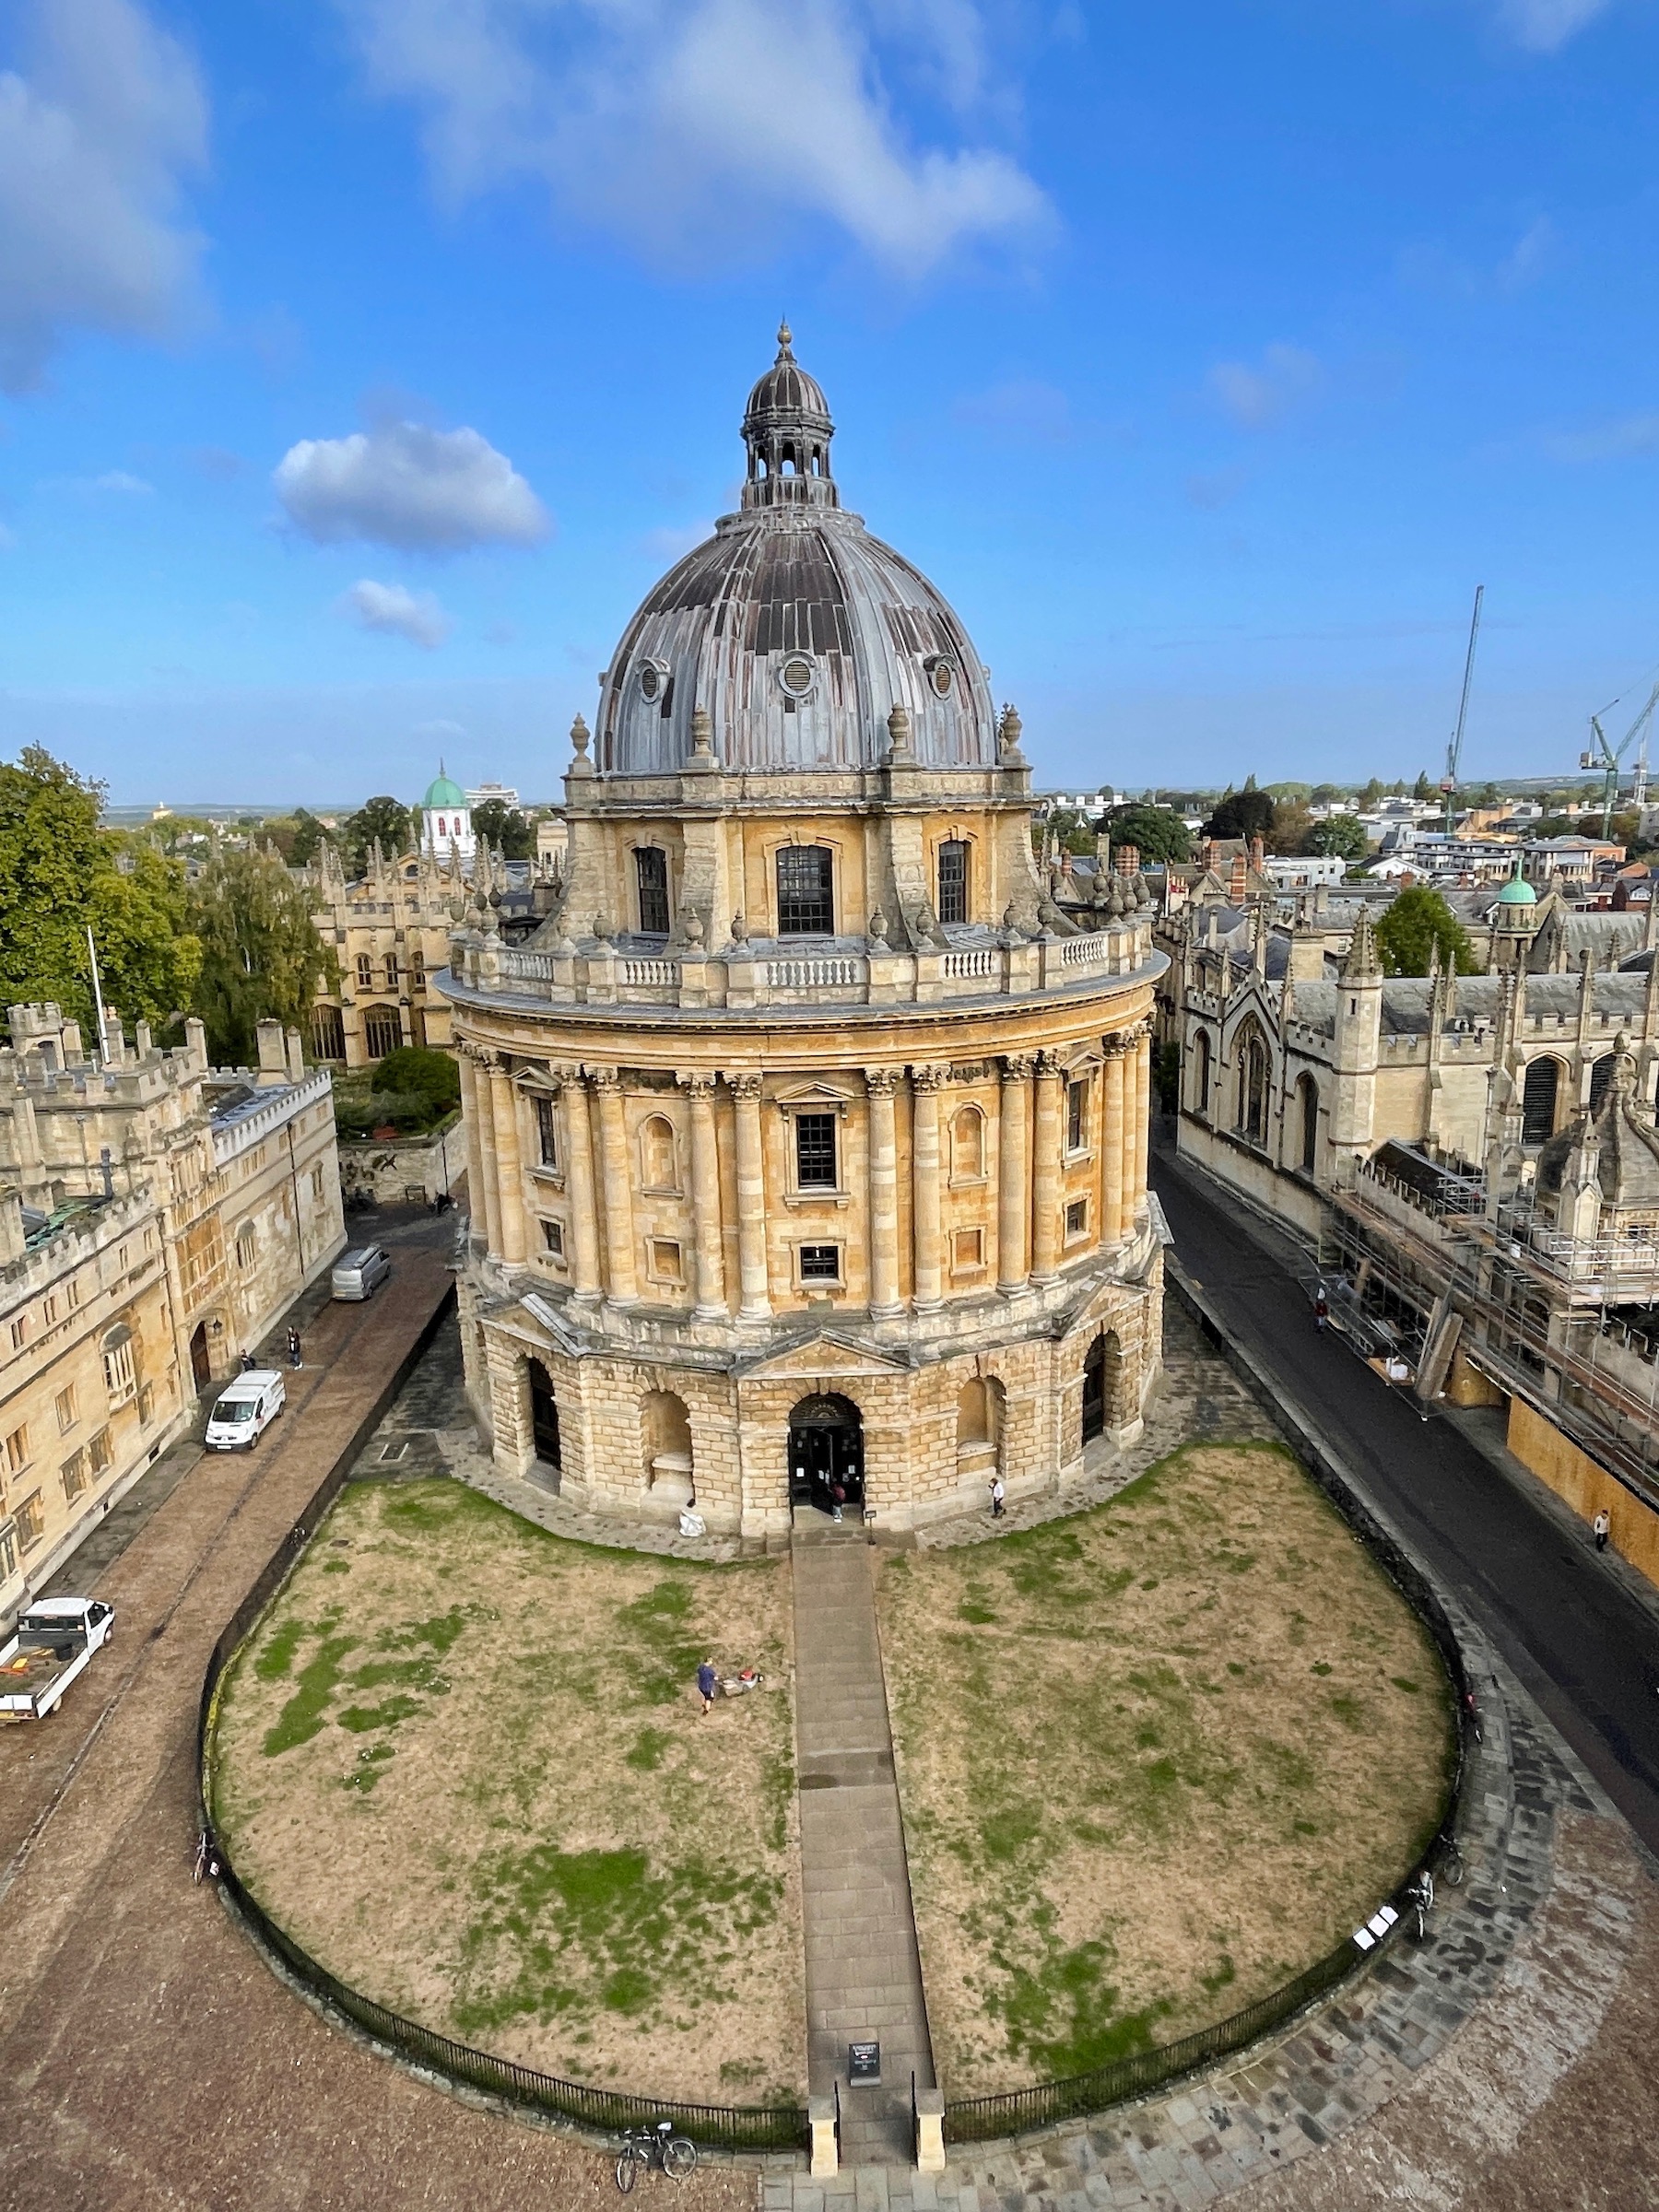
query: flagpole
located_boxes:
[87,926,108,1065]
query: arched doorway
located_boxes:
[189,1320,212,1390]
[527,1359,561,1474]
[1081,1331,1124,1445]
[787,1393,864,1516]
[641,1389,693,1509]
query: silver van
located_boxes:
[331,1245,392,1301]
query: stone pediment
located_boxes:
[740,1328,914,1379]
[771,1077,858,1109]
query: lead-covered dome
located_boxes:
[595,326,998,777]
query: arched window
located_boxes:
[312,1006,346,1061]
[950,1104,985,1182]
[641,1113,678,1192]
[364,1007,402,1059]
[1235,1025,1269,1144]
[635,847,670,936]
[1194,1030,1212,1117]
[781,442,797,475]
[936,841,970,924]
[1297,1073,1319,1175]
[1523,1057,1561,1146]
[641,1390,693,1506]
[1589,1054,1615,1114]
[777,845,834,935]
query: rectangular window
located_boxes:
[235,1224,256,1271]
[9,1317,26,1351]
[0,1522,16,1581]
[138,1384,155,1426]
[535,1095,558,1169]
[312,1164,325,1202]
[650,1238,684,1283]
[4,1425,29,1475]
[776,845,835,935]
[952,1227,985,1272]
[356,954,373,990]
[794,1112,839,1190]
[635,846,671,935]
[60,1451,87,1501]
[937,840,970,925]
[55,1386,77,1434]
[799,1243,841,1283]
[541,1218,565,1256]
[88,1428,112,1476]
[43,1293,58,1322]
[15,1492,43,1551]
[1065,1198,1088,1240]
[385,952,400,990]
[103,1340,136,1403]
[1067,1078,1088,1153]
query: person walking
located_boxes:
[1313,1284,1330,1333]
[696,1658,717,1715]
[287,1326,302,1370]
[1593,1508,1611,1552]
[989,1475,1006,1519]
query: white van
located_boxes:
[332,1244,392,1301]
[206,1370,286,1452]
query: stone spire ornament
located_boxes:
[997,703,1027,766]
[688,705,716,770]
[569,711,594,778]
[886,703,915,766]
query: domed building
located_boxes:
[420,767,475,862]
[440,327,1167,1536]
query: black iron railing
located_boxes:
[195,1288,807,2158]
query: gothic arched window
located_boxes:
[1522,1057,1561,1147]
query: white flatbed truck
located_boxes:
[0,1596,115,1722]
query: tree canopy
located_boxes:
[341,795,413,875]
[1373,887,1477,977]
[1304,814,1370,862]
[188,848,337,1065]
[0,749,201,1039]
[1100,803,1193,865]
[1201,787,1277,841]
[472,797,535,860]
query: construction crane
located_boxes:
[1579,677,1659,838]
[1440,585,1484,833]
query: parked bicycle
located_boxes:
[615,2119,698,2192]
[192,1830,220,1885]
[1440,1838,1465,1888]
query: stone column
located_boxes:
[996,1055,1032,1294]
[469,1048,504,1257]
[1100,1037,1128,1244]
[457,1045,490,1241]
[591,1069,638,1306]
[911,1064,946,1312]
[1030,1052,1064,1285]
[731,1074,771,1322]
[865,1067,902,1318]
[1132,1020,1151,1225]
[682,1074,726,1320]
[556,1067,602,1303]
[489,1059,527,1265]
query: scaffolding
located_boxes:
[1325,1148,1659,1513]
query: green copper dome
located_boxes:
[423,769,466,809]
[1497,856,1536,908]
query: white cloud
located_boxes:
[338,579,453,649]
[1208,344,1324,431]
[1541,410,1659,462]
[274,421,550,552]
[340,0,1049,275]
[1496,0,1612,51]
[91,469,154,495]
[0,0,206,393]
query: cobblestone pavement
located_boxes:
[0,1216,753,2212]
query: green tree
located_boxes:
[189,848,336,1065]
[1100,803,1193,865]
[1373,887,1477,978]
[472,797,535,860]
[373,1045,461,1112]
[1412,769,1433,800]
[341,795,413,876]
[1357,777,1384,809]
[1309,782,1347,806]
[1201,787,1276,841]
[1305,814,1369,862]
[0,750,201,1040]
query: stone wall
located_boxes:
[338,1119,463,1207]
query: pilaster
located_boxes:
[682,1073,727,1319]
[996,1054,1032,1294]
[731,1073,771,1322]
[911,1064,947,1312]
[591,1069,638,1306]
[865,1067,903,1318]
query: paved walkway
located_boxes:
[792,1519,935,2167]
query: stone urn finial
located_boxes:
[683,907,705,947]
[688,705,715,769]
[868,906,889,948]
[997,702,1027,764]
[569,711,594,777]
[886,703,915,765]
[730,911,749,946]
[593,911,615,944]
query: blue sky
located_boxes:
[5,0,1659,805]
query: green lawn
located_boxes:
[209,1478,805,2104]
[877,1441,1454,2098]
